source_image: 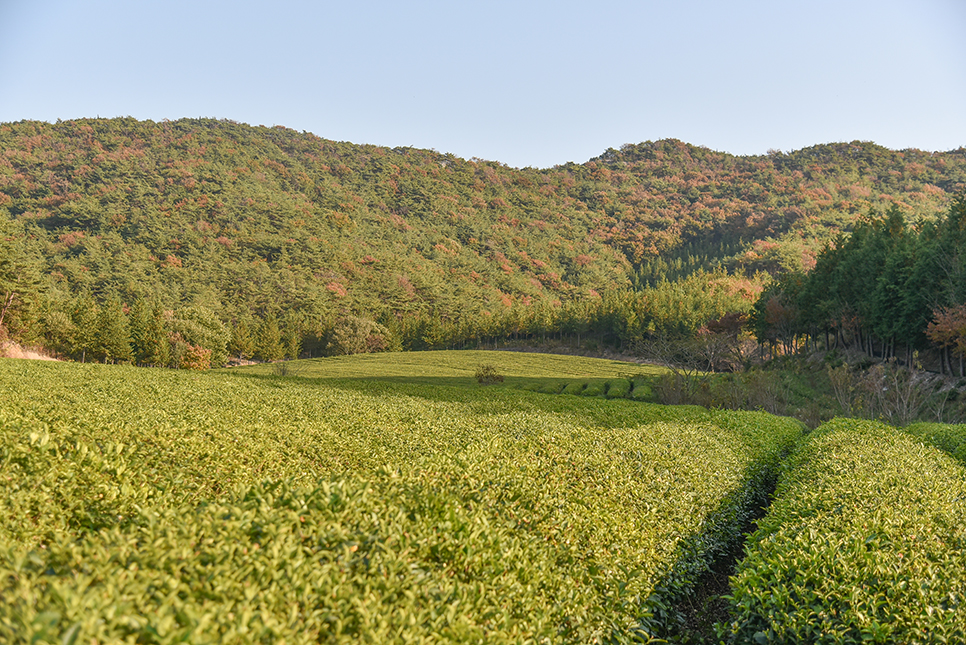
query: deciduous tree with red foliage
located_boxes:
[927,304,966,375]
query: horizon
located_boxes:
[2,1,965,169]
[3,114,962,169]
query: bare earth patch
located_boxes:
[0,341,59,361]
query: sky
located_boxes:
[1,0,964,168]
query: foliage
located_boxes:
[330,315,394,355]
[474,363,503,385]
[754,197,966,371]
[1,118,964,359]
[905,421,966,464]
[823,359,932,425]
[926,304,966,359]
[725,418,966,643]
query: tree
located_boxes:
[256,314,285,361]
[0,214,42,340]
[330,315,392,355]
[131,299,170,367]
[927,304,966,376]
[94,295,133,363]
[70,291,100,362]
[172,306,230,367]
[282,325,302,360]
[229,317,257,361]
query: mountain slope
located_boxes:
[1,117,964,333]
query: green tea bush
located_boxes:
[581,380,607,397]
[905,421,966,464]
[0,359,804,643]
[605,378,631,399]
[725,418,966,644]
[629,380,654,401]
[539,380,566,394]
[561,381,586,395]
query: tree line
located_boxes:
[751,196,966,374]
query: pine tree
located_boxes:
[283,325,302,360]
[256,314,284,361]
[70,292,100,363]
[140,301,171,367]
[229,317,256,361]
[95,296,133,363]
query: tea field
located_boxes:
[727,419,966,643]
[230,349,662,398]
[2,352,965,643]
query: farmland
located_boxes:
[1,353,798,643]
[2,351,966,643]
[726,419,966,643]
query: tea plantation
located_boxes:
[2,353,965,643]
[727,419,966,643]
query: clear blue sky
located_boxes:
[1,0,964,168]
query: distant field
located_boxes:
[227,349,664,395]
[0,355,798,643]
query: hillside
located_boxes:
[1,117,964,360]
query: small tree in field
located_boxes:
[475,364,504,385]
[180,344,212,370]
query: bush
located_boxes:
[474,363,504,385]
[630,380,654,401]
[582,380,607,397]
[605,379,631,399]
[561,381,586,395]
[0,359,807,644]
[539,381,566,394]
[906,422,966,464]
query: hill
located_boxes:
[1,117,964,359]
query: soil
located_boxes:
[0,341,60,361]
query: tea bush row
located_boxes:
[0,359,804,643]
[725,418,966,644]
[905,421,966,464]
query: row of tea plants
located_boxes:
[725,418,966,643]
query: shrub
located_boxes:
[179,343,211,370]
[906,422,966,464]
[561,381,586,395]
[0,358,806,644]
[605,378,631,399]
[630,380,654,401]
[474,363,504,385]
[539,381,566,394]
[582,380,607,397]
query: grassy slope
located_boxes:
[1,353,802,643]
[228,349,663,387]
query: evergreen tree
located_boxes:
[256,314,285,361]
[70,292,100,363]
[139,301,171,367]
[0,212,43,340]
[94,295,133,363]
[229,317,256,361]
[283,325,302,360]
[172,306,230,367]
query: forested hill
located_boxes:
[1,117,965,358]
